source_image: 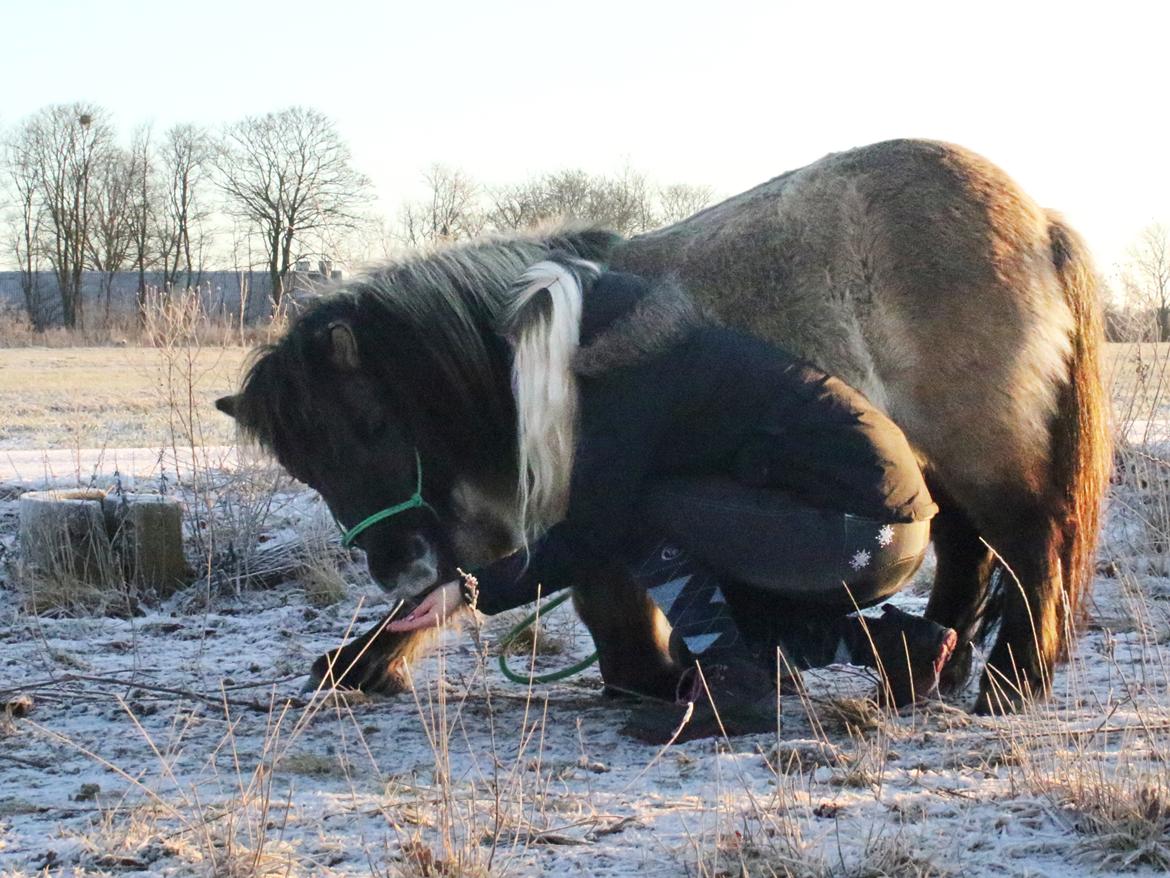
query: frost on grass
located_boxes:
[2,343,1170,875]
[4,471,1170,876]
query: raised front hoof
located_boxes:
[597,664,682,704]
[308,648,410,696]
[602,684,659,703]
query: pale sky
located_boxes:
[1,0,1166,273]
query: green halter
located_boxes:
[340,448,435,548]
[339,447,601,685]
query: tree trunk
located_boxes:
[58,266,76,328]
[72,262,85,330]
[103,272,113,326]
[137,252,148,326]
[269,226,284,310]
[279,226,295,310]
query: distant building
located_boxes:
[0,262,346,326]
[286,260,346,312]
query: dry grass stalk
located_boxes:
[499,620,565,658]
[965,342,1170,871]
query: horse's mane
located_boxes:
[233,228,620,479]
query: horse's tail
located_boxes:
[1046,213,1111,653]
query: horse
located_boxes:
[216,139,1110,714]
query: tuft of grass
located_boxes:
[499,620,565,658]
[281,752,351,778]
[294,509,350,608]
[844,834,953,878]
[808,696,887,738]
[301,557,349,608]
[1066,779,1170,870]
[1014,741,1170,871]
[395,836,493,878]
[16,566,118,617]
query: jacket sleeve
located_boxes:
[468,523,598,615]
[470,382,652,615]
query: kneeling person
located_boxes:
[389,259,955,739]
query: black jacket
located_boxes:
[472,271,936,614]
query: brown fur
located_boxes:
[266,140,1108,712]
[573,277,707,376]
[601,139,1111,709]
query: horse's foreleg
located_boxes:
[309,600,439,695]
[925,497,998,694]
[572,563,683,701]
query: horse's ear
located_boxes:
[215,395,240,419]
[327,321,360,371]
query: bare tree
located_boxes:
[608,166,658,233]
[157,123,213,291]
[1123,223,1170,341]
[397,165,484,248]
[123,124,158,318]
[3,127,49,327]
[488,169,606,232]
[216,107,371,307]
[658,182,714,224]
[13,103,115,328]
[87,146,137,322]
[487,168,665,236]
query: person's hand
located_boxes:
[386,582,463,632]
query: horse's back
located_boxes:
[612,138,1076,499]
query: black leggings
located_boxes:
[631,476,931,668]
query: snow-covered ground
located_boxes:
[2,457,1169,877]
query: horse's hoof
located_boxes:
[972,688,1025,716]
[973,677,1039,715]
[974,654,1048,715]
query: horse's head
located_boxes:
[218,312,462,597]
[215,255,548,597]
[217,232,621,598]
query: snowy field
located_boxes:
[1,344,1169,876]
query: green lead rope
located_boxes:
[496,591,599,684]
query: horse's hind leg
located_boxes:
[973,502,1066,714]
[924,492,998,694]
[572,564,683,701]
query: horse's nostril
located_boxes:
[409,535,430,561]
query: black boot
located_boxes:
[621,539,778,743]
[854,605,958,707]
